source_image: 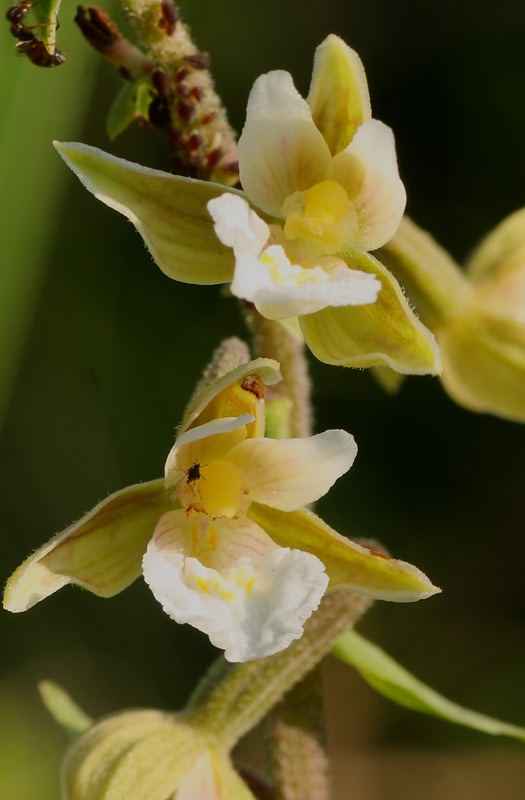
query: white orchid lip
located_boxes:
[208,193,380,320]
[142,511,329,662]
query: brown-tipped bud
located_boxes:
[207,147,223,168]
[176,98,196,122]
[187,131,203,152]
[191,85,204,102]
[184,51,210,69]
[202,111,217,124]
[158,0,179,36]
[175,66,190,82]
[151,67,171,98]
[75,5,153,73]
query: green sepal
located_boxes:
[440,309,525,422]
[372,366,406,394]
[333,629,525,743]
[106,79,152,141]
[466,206,525,284]
[3,479,173,612]
[307,34,371,156]
[53,142,238,285]
[247,503,440,602]
[38,681,92,737]
[62,710,206,800]
[300,247,442,375]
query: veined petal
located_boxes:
[54,142,236,285]
[307,34,371,156]
[228,430,357,510]
[300,247,442,374]
[3,479,173,612]
[238,71,332,217]
[207,193,270,258]
[142,512,328,662]
[247,503,440,602]
[333,119,406,250]
[165,415,254,484]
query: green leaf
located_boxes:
[38,681,92,737]
[3,479,173,612]
[106,79,151,141]
[247,503,440,602]
[333,629,525,742]
[31,0,62,52]
[54,142,238,285]
[300,247,443,375]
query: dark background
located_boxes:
[2,1,525,796]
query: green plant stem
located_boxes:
[188,590,372,751]
[266,664,331,800]
[243,309,312,439]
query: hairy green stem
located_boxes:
[243,309,312,439]
[188,590,372,751]
[267,665,331,800]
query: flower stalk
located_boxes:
[186,589,372,751]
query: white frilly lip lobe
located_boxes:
[208,193,380,320]
[142,510,329,662]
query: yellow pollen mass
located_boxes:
[303,181,350,226]
[197,459,242,518]
[260,246,328,286]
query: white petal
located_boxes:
[252,265,380,320]
[165,415,254,482]
[238,71,332,217]
[227,429,358,510]
[207,193,269,258]
[142,513,328,662]
[333,119,406,251]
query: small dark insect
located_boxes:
[148,95,171,128]
[158,0,178,36]
[186,462,202,485]
[151,67,171,99]
[16,37,66,66]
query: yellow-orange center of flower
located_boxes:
[196,460,242,519]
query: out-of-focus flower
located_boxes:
[3,356,438,661]
[379,211,525,421]
[53,35,441,375]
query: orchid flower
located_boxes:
[4,357,439,661]
[53,35,441,375]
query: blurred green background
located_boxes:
[2,0,525,797]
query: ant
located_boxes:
[16,37,66,66]
[6,2,66,67]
